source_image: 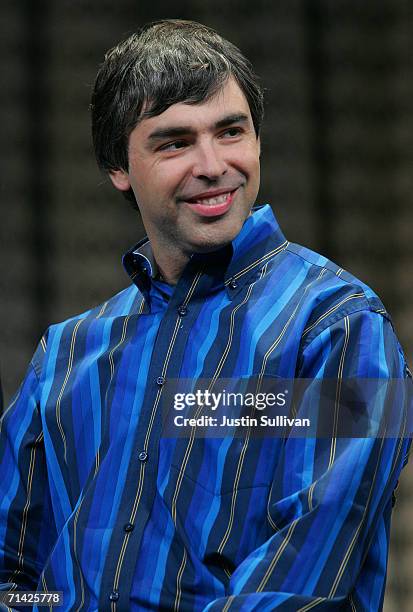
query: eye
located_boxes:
[159,140,188,152]
[221,127,243,138]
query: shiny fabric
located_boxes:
[0,205,411,611]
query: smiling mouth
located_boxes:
[188,191,233,205]
[184,189,237,218]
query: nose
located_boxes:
[191,139,228,180]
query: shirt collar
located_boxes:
[129,239,160,279]
[122,204,288,302]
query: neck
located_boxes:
[153,248,190,286]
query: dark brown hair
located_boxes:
[91,19,264,205]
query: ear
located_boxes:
[109,169,131,192]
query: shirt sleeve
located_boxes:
[0,356,56,593]
[202,310,412,611]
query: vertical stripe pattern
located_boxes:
[0,205,410,611]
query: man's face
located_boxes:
[110,77,261,266]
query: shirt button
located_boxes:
[138,450,148,462]
[124,522,135,532]
[177,305,188,316]
[109,591,119,602]
[156,376,165,386]
[229,279,238,289]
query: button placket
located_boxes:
[99,270,205,611]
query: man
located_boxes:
[0,19,411,612]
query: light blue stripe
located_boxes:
[93,320,159,592]
[244,265,310,374]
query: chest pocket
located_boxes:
[165,435,282,495]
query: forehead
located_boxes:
[136,77,252,137]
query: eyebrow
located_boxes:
[147,113,250,142]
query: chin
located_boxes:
[199,215,244,244]
[188,233,237,254]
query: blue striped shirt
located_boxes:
[0,205,411,611]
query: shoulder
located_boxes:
[31,284,143,377]
[273,242,410,376]
[276,241,392,341]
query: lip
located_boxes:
[183,188,238,218]
[184,187,237,201]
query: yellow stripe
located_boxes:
[222,595,236,612]
[257,519,299,592]
[330,363,409,597]
[94,449,100,477]
[225,241,289,285]
[211,283,255,386]
[96,301,108,319]
[328,316,350,469]
[112,276,202,595]
[309,312,350,509]
[41,573,52,612]
[97,304,145,479]
[163,271,203,374]
[73,498,86,612]
[258,269,327,383]
[223,566,232,580]
[302,294,364,337]
[8,431,44,583]
[171,274,258,523]
[112,531,131,599]
[172,266,326,543]
[173,548,187,611]
[217,422,252,553]
[297,597,326,611]
[42,574,48,590]
[55,319,84,463]
[215,359,272,554]
[267,482,280,531]
[171,267,265,524]
[108,316,130,379]
[308,482,315,512]
[212,263,267,387]
[138,296,145,314]
[329,433,386,597]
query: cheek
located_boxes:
[161,160,193,191]
[149,161,190,198]
[233,142,260,174]
[241,154,260,186]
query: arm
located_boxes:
[203,310,411,611]
[0,352,56,594]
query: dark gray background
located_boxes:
[1,1,412,608]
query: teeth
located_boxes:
[194,192,230,205]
